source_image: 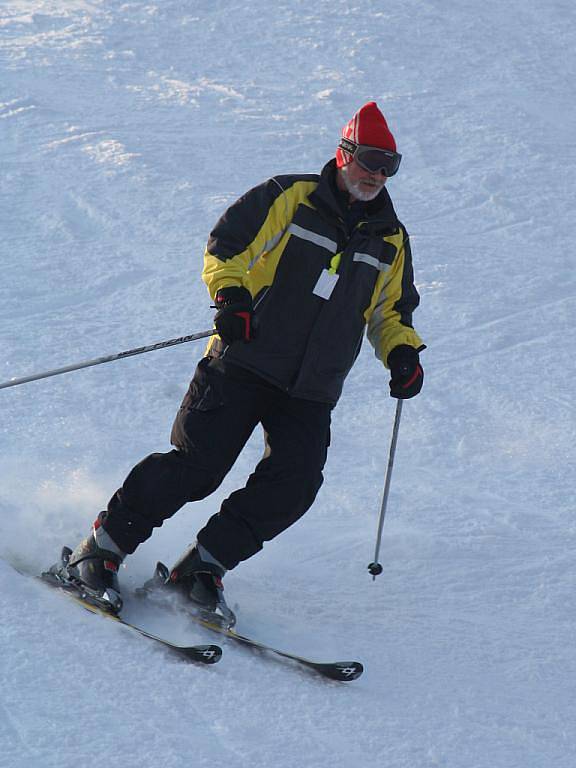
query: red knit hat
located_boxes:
[336,102,397,168]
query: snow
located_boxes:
[1,1,575,766]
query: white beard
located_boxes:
[341,165,386,202]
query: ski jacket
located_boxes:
[202,160,425,405]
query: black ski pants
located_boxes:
[101,358,332,569]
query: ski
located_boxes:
[138,563,364,682]
[35,567,222,665]
[190,616,364,682]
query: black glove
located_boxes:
[213,287,256,345]
[387,345,424,399]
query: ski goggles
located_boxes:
[339,137,402,177]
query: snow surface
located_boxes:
[1,1,575,766]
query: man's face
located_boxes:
[338,159,387,202]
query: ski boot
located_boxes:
[142,543,236,628]
[44,522,124,614]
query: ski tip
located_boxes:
[179,644,223,664]
[316,661,364,682]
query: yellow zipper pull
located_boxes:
[328,252,342,275]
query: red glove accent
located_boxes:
[214,288,255,345]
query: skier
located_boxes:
[58,101,426,624]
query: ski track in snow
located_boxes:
[1,1,575,766]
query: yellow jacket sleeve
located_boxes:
[202,178,315,299]
[365,233,425,367]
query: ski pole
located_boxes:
[0,329,216,391]
[368,398,404,580]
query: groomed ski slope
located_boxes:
[1,1,575,766]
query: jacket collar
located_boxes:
[309,159,399,230]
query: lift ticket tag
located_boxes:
[313,269,339,300]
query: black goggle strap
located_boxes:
[339,137,359,156]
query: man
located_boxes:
[58,102,425,625]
